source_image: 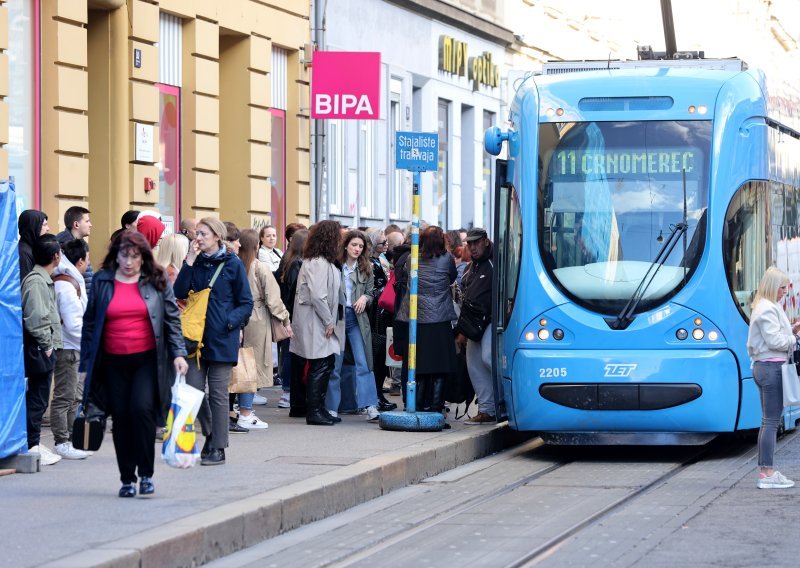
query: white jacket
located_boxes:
[257,246,283,273]
[747,298,795,362]
[52,256,88,351]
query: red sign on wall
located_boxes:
[311,51,381,120]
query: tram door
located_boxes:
[492,160,512,421]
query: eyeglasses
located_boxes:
[378,240,388,246]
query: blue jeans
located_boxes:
[238,392,254,410]
[753,361,784,468]
[326,308,378,411]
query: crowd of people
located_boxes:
[16,205,498,497]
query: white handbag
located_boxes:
[781,346,800,407]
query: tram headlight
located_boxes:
[555,107,565,116]
[545,108,555,117]
[693,318,702,326]
[553,328,564,341]
[538,329,550,340]
[688,105,697,114]
[692,328,705,340]
[676,328,689,340]
[708,330,718,341]
[525,331,535,341]
[698,105,708,115]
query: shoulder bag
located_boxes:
[783,344,800,406]
[378,270,396,313]
[180,261,225,362]
[455,298,491,342]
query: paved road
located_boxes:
[208,431,800,568]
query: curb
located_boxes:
[43,423,530,567]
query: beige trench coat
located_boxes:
[289,257,345,359]
[242,261,290,388]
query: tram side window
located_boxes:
[723,181,770,321]
[504,187,522,326]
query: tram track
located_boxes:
[212,434,771,568]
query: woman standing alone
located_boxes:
[747,266,800,489]
[80,232,188,497]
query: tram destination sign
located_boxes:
[552,147,702,178]
[396,132,438,172]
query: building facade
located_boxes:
[1,0,310,245]
[319,0,513,231]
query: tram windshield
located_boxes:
[538,120,712,316]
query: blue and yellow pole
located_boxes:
[406,171,421,412]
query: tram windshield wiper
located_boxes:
[608,221,688,330]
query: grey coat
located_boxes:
[345,264,375,370]
[397,254,457,324]
[289,257,346,359]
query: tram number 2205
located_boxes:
[539,367,568,378]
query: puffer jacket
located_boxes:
[396,253,457,324]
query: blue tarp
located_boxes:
[0,181,26,459]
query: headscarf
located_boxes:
[136,215,166,249]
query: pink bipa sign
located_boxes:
[311,51,381,120]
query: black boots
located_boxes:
[306,355,335,426]
[201,448,225,465]
[289,354,308,417]
[426,377,445,413]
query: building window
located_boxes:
[269,108,286,242]
[389,78,406,219]
[436,99,450,228]
[7,0,38,210]
[482,110,495,228]
[328,120,344,215]
[359,120,375,218]
[158,85,180,234]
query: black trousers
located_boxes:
[26,371,53,449]
[104,350,158,484]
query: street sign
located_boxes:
[396,132,438,172]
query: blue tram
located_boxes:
[485,59,800,444]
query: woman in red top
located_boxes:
[80,232,188,498]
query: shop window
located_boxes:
[269,108,286,241]
[158,85,180,234]
[7,0,38,210]
[436,99,450,228]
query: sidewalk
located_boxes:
[0,386,523,568]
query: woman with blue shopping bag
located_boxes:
[80,232,188,498]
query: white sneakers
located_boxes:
[278,393,291,408]
[757,470,795,489]
[237,413,269,429]
[366,406,380,421]
[54,442,90,460]
[29,444,62,466]
[253,394,268,405]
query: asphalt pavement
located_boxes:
[0,386,520,568]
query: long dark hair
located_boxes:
[420,226,447,260]
[238,229,260,273]
[280,229,308,283]
[340,230,372,277]
[303,220,340,264]
[103,231,167,291]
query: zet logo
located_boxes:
[604,364,637,378]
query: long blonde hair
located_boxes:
[155,233,189,271]
[751,266,790,308]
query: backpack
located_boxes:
[181,261,225,363]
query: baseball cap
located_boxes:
[465,228,488,242]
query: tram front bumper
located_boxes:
[508,348,740,433]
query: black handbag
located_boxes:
[23,329,56,376]
[72,402,106,451]
[455,299,490,342]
